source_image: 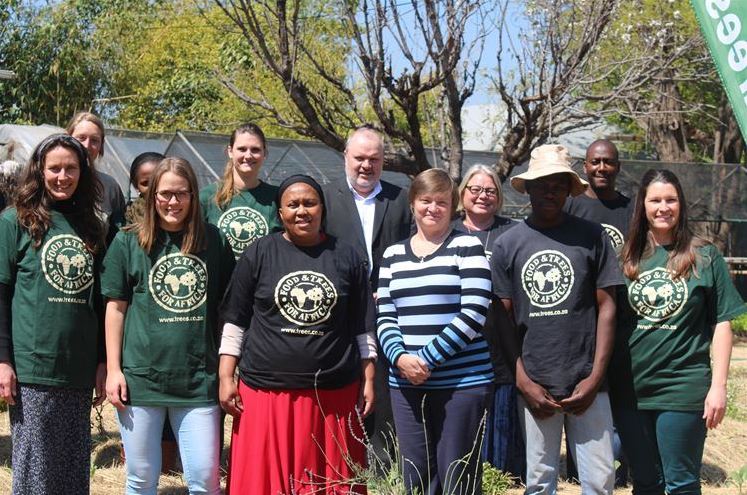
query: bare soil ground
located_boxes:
[0,344,745,494]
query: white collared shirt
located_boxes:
[347,179,382,275]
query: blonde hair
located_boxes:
[65,112,105,158]
[409,168,458,217]
[457,164,503,213]
[134,157,205,254]
[215,123,267,209]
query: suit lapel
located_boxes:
[372,188,389,243]
[337,182,367,250]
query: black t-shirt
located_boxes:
[451,215,516,263]
[221,232,374,390]
[452,215,517,383]
[490,214,623,398]
[564,193,633,253]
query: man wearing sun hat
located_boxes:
[489,144,622,494]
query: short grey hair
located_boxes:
[344,124,385,153]
[457,163,504,213]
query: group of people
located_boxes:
[0,115,742,495]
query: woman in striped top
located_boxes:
[377,168,493,495]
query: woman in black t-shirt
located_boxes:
[124,152,164,225]
[219,174,375,495]
[452,164,522,479]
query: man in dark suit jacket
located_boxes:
[323,125,412,464]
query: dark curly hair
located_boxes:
[15,134,105,253]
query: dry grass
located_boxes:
[0,343,745,494]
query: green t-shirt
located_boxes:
[199,181,282,259]
[610,244,746,411]
[100,225,235,407]
[0,208,101,389]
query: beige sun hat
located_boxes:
[510,144,588,196]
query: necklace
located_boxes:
[464,218,494,251]
[412,230,450,262]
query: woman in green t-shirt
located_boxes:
[199,123,281,260]
[0,134,106,494]
[103,157,234,494]
[611,169,745,495]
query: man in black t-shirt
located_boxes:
[564,139,633,253]
[564,139,631,486]
[491,144,621,494]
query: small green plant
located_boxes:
[726,368,747,421]
[481,463,516,495]
[733,309,747,338]
[727,465,747,495]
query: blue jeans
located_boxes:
[519,391,614,494]
[118,405,221,495]
[613,408,706,495]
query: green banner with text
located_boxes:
[692,0,747,140]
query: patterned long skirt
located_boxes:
[10,384,92,495]
[481,383,526,481]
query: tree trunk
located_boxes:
[713,95,745,164]
[645,76,692,162]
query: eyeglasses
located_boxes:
[588,157,619,166]
[155,190,192,203]
[466,185,498,197]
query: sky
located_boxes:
[369,0,518,106]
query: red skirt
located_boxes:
[228,380,367,495]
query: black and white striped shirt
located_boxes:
[377,231,494,389]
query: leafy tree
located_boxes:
[583,0,744,164]
[211,0,487,177]
[0,0,103,125]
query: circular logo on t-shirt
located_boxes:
[149,253,208,313]
[521,250,575,308]
[41,234,94,294]
[628,267,688,322]
[602,223,624,251]
[218,207,269,257]
[274,271,338,326]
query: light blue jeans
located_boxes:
[518,391,614,495]
[117,405,221,495]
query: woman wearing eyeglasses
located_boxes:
[452,164,523,479]
[453,164,515,262]
[102,157,234,494]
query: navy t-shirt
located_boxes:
[221,232,374,390]
[490,214,623,398]
[452,215,517,383]
[451,215,516,263]
[564,193,633,253]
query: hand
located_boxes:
[357,373,375,419]
[396,354,430,386]
[93,363,107,407]
[0,361,17,406]
[219,376,243,418]
[703,384,727,429]
[106,369,128,411]
[559,375,600,416]
[517,375,561,419]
